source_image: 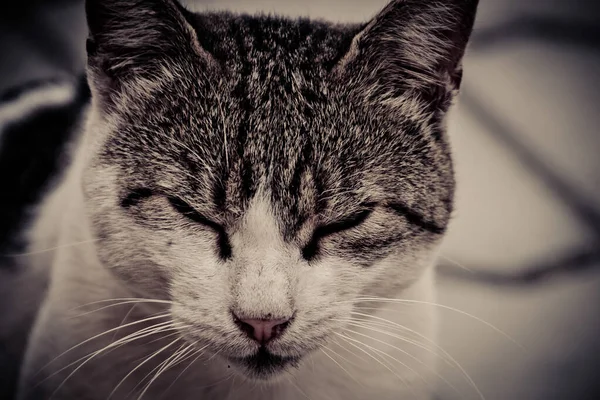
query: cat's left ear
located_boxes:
[335,0,479,107]
[85,0,211,105]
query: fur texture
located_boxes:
[7,1,478,399]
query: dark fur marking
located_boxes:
[168,196,232,259]
[233,347,300,378]
[388,203,445,235]
[120,188,153,208]
[302,206,374,261]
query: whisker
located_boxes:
[68,301,171,319]
[128,341,205,398]
[127,342,188,398]
[343,317,474,391]
[439,255,474,272]
[46,322,182,398]
[340,327,427,388]
[35,313,172,376]
[340,320,437,366]
[341,315,447,363]
[196,371,236,392]
[205,349,222,363]
[69,298,174,311]
[334,332,412,393]
[320,346,362,387]
[125,331,189,376]
[108,338,183,399]
[346,310,487,399]
[338,321,462,398]
[145,330,185,346]
[248,378,261,394]
[2,239,100,257]
[159,344,212,398]
[350,297,522,348]
[322,343,363,370]
[225,373,237,400]
[330,336,371,365]
[110,304,137,343]
[285,373,312,400]
[352,305,413,316]
[349,311,469,372]
[136,339,194,400]
[47,322,177,380]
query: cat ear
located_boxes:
[85,0,210,104]
[335,0,479,106]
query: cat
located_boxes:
[6,0,478,398]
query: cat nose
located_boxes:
[233,314,291,343]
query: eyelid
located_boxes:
[121,188,153,208]
[168,196,232,259]
[302,204,375,260]
[315,207,373,239]
[167,196,222,232]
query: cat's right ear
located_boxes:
[85,0,212,108]
[333,0,479,110]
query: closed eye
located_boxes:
[167,196,232,260]
[168,196,219,229]
[302,206,374,261]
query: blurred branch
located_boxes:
[460,89,600,237]
[438,246,600,286]
[452,14,600,285]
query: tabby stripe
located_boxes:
[388,203,445,234]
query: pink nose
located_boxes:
[234,316,291,343]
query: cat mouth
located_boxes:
[228,347,301,380]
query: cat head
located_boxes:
[82,0,478,380]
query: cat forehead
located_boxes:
[189,13,360,72]
[96,11,453,217]
[105,66,448,218]
[106,12,433,158]
[108,73,438,186]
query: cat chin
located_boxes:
[226,347,302,381]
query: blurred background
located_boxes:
[1,0,599,399]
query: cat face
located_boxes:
[81,0,477,380]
